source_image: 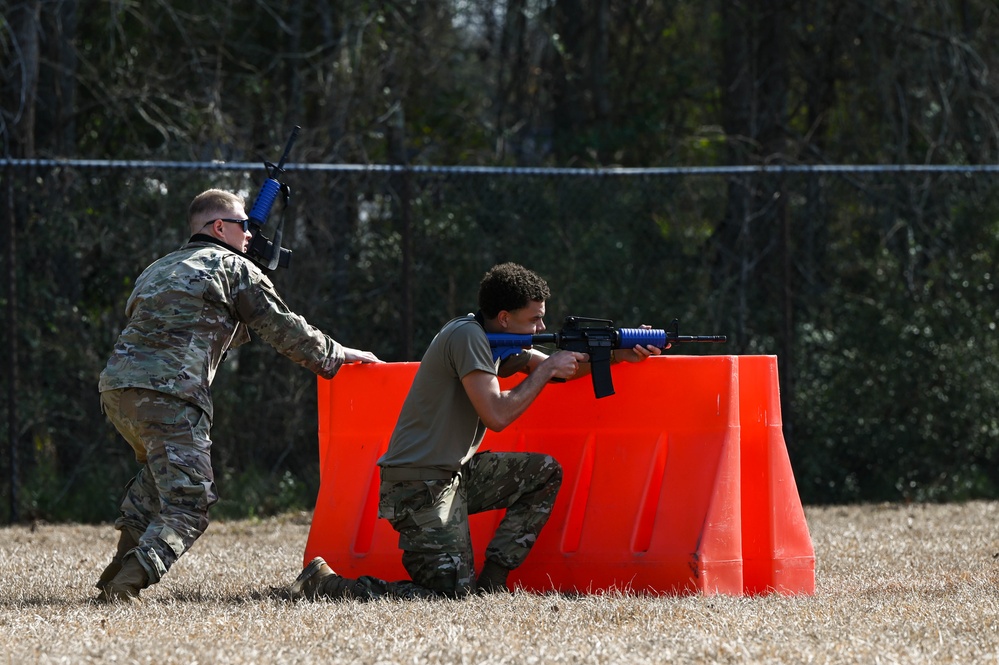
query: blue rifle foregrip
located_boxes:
[249,178,282,225]
[617,328,667,348]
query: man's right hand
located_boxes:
[545,350,589,380]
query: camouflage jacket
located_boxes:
[99,235,345,419]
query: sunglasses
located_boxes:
[218,218,251,233]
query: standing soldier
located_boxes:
[96,188,382,603]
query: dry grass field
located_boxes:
[3,501,999,664]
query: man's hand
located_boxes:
[544,350,589,379]
[343,347,384,364]
[617,324,666,363]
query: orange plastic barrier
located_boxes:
[304,356,815,595]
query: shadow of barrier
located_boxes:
[304,355,815,595]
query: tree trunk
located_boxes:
[3,0,43,523]
[712,0,790,350]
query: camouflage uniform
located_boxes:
[377,450,562,597]
[99,235,346,585]
[99,388,215,582]
[311,315,563,600]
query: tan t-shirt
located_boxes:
[378,315,498,472]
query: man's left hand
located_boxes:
[344,348,384,363]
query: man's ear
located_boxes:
[496,310,510,330]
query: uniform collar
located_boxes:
[187,233,245,255]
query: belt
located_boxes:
[380,466,456,481]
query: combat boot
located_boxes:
[289,557,357,600]
[102,553,149,604]
[477,559,512,593]
[95,529,139,594]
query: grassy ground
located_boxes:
[2,502,999,664]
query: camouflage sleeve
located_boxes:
[229,256,346,379]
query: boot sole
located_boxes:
[96,584,142,604]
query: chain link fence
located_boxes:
[3,160,999,520]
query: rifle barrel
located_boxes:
[672,335,727,342]
[275,126,301,171]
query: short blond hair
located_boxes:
[188,189,245,234]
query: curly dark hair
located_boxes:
[478,262,551,318]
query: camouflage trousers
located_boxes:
[100,388,218,584]
[318,451,562,601]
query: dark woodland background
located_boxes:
[3,1,999,522]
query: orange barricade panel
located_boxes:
[304,355,815,595]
